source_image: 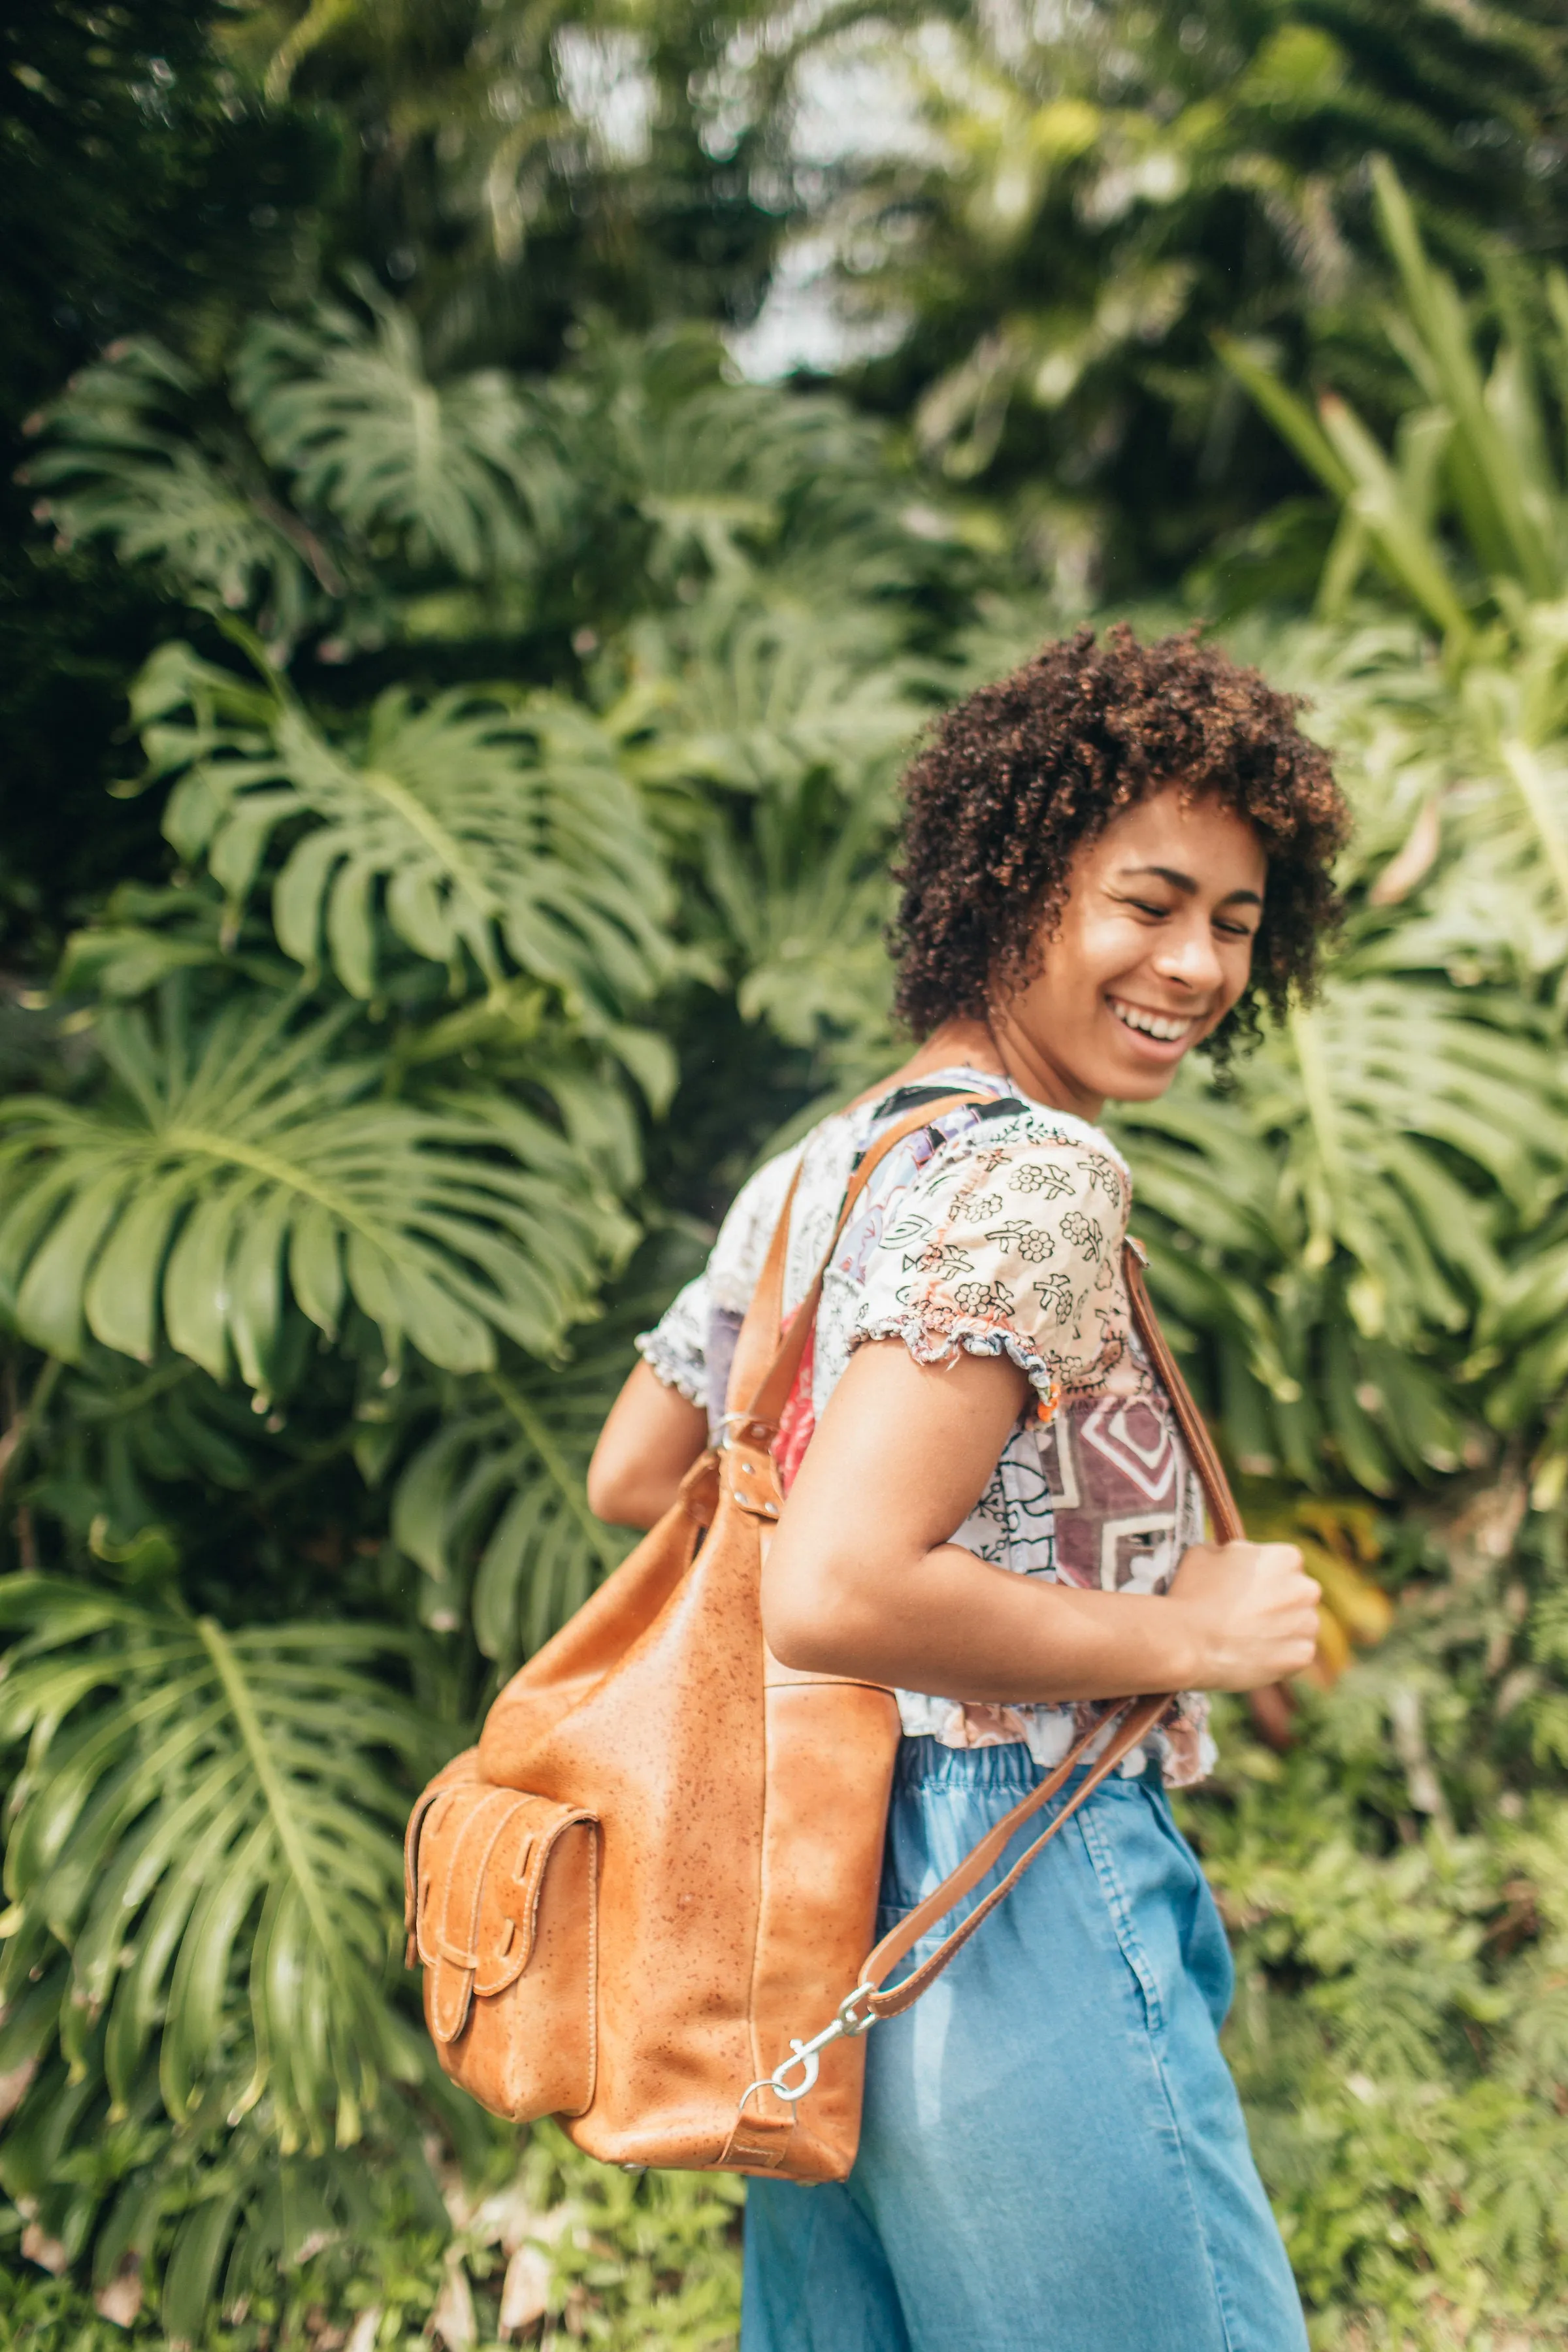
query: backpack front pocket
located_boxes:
[408,1776,598,2121]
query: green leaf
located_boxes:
[390,1332,640,1668]
[24,341,316,640]
[236,279,568,581]
[0,1576,434,2161]
[0,988,636,1382]
[127,643,678,1016]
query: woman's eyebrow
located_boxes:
[1119,862,1263,907]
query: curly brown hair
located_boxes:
[891,624,1350,1059]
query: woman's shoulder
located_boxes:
[844,1079,1133,1392]
[932,1097,1128,1188]
[857,1073,1132,1225]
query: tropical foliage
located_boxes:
[0,261,940,2336]
[7,5,1568,2347]
[815,0,1568,593]
[226,0,815,372]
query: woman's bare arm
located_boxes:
[761,1341,1320,1699]
[587,1362,708,1529]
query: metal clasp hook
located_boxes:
[734,1984,879,2120]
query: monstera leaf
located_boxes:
[624,593,927,810]
[619,380,899,582]
[131,639,677,1017]
[1119,972,1568,1489]
[0,990,634,1386]
[703,768,896,1062]
[20,340,319,639]
[235,283,573,579]
[390,1335,641,1666]
[0,1576,430,2161]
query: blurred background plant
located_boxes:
[6,3,1568,2346]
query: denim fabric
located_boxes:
[742,1739,1306,2352]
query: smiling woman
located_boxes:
[588,625,1349,2352]
[984,792,1267,1108]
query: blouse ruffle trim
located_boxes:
[850,1309,1062,1414]
[634,1327,706,1407]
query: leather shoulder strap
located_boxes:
[1122,1239,1243,1544]
[724,1090,993,1431]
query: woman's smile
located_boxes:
[1104,994,1203,1049]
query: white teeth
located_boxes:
[1109,998,1194,1043]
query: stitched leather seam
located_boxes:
[732,1693,794,2163]
[416,1787,461,1967]
[579,1823,599,2117]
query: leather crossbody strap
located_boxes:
[722,1085,1247,2049]
[846,1243,1247,2024]
[855,1690,1169,2021]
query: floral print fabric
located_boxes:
[636,1068,1214,1785]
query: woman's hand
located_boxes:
[1166,1541,1321,1691]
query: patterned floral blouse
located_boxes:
[638,1067,1215,1786]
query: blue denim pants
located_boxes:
[742,1739,1306,2352]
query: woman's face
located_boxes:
[992,789,1266,1117]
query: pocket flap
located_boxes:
[411,1781,596,2044]
[404,1746,482,1943]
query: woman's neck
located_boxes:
[901,1016,1105,1124]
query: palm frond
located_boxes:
[1220,160,1568,659]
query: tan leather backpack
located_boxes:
[404,1093,1245,2181]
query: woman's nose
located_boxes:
[1153,919,1224,994]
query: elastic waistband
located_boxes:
[892,1733,1160,1797]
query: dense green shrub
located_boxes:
[815,0,1568,596]
[6,13,1568,2344]
[0,283,947,2336]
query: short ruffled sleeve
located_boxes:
[636,1272,710,1407]
[848,1120,1132,1403]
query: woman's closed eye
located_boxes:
[1116,892,1256,941]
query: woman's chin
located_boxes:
[1099,1045,1192,1102]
